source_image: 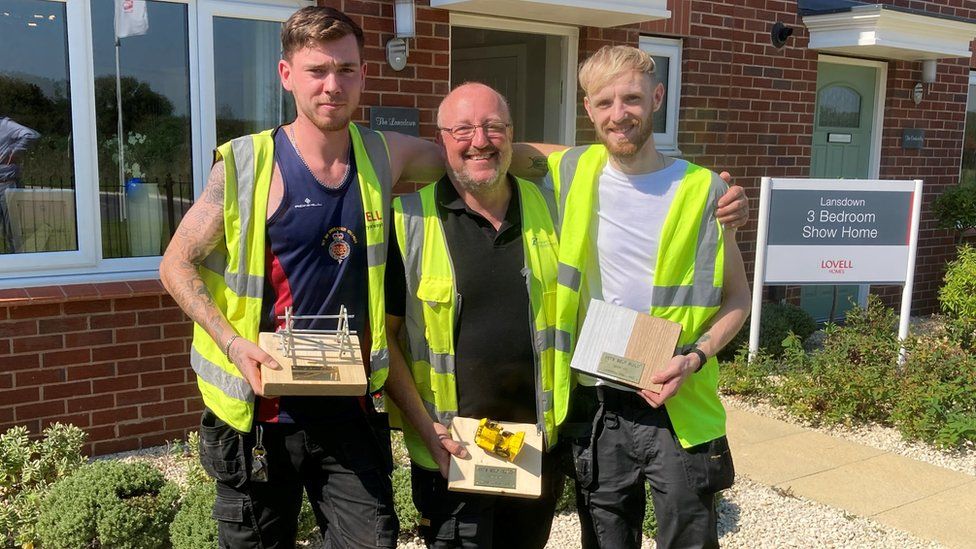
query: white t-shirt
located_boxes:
[580,159,687,386]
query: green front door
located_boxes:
[802,61,878,322]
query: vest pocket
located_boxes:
[416,276,454,354]
[543,290,557,325]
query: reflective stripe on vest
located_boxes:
[551,145,728,448]
[391,178,564,470]
[190,124,392,433]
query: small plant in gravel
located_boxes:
[392,465,420,533]
[36,460,180,549]
[0,423,87,547]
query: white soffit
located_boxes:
[430,0,669,28]
[803,5,976,60]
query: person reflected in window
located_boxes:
[0,116,40,253]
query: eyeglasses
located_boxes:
[437,122,511,141]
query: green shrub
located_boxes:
[554,476,576,513]
[170,482,217,549]
[0,423,87,547]
[392,465,420,533]
[772,298,899,426]
[37,460,180,549]
[642,482,657,538]
[940,245,976,322]
[893,336,976,448]
[720,302,817,360]
[933,185,976,234]
[719,347,777,397]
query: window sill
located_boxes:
[0,278,166,307]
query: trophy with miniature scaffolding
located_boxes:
[258,306,367,397]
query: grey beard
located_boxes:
[455,169,504,194]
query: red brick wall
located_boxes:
[0,282,198,456]
[574,0,970,313]
[324,0,450,141]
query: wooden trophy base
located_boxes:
[570,299,683,393]
[447,417,543,499]
[258,332,367,397]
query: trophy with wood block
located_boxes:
[447,417,543,499]
[570,299,683,393]
[258,306,367,397]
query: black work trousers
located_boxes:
[564,386,735,549]
[198,408,399,549]
[410,453,564,549]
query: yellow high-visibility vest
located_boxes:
[189,124,392,433]
[549,145,728,448]
[390,177,566,470]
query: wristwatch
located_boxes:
[682,345,708,373]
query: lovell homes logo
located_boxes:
[820,258,853,275]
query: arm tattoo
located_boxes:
[529,155,549,175]
[163,161,233,347]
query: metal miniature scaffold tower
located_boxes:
[273,305,358,370]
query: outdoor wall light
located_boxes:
[394,0,416,39]
[387,0,415,71]
[922,59,937,84]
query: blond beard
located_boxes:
[597,116,654,158]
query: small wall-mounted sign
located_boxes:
[828,133,852,144]
[370,107,419,137]
[902,129,924,150]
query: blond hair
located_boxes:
[578,45,656,97]
[281,6,364,61]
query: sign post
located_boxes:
[749,178,923,364]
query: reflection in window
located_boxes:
[961,75,976,187]
[91,0,193,258]
[214,17,295,146]
[0,0,76,255]
[652,54,670,134]
[818,85,861,128]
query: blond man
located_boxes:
[549,46,751,548]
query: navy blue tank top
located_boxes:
[256,127,368,423]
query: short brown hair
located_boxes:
[578,45,656,97]
[281,6,364,61]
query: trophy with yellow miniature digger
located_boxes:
[258,306,367,396]
[447,417,543,498]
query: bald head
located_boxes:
[437,82,512,129]
[435,82,514,196]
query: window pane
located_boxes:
[652,54,669,134]
[0,0,76,255]
[91,0,193,258]
[961,77,976,187]
[818,85,861,128]
[214,17,295,146]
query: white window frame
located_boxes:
[959,71,976,185]
[1,0,301,289]
[638,35,682,154]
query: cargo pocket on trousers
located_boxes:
[561,421,595,490]
[679,436,735,495]
[419,516,458,543]
[198,409,247,489]
[212,494,245,523]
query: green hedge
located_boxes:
[720,302,817,361]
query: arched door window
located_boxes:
[818,85,861,128]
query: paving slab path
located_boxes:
[726,405,976,549]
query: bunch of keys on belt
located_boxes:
[251,425,269,482]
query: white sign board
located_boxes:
[763,180,916,284]
[750,178,923,363]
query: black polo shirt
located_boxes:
[386,176,537,424]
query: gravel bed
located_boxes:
[723,395,976,477]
